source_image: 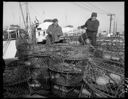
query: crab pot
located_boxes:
[3,60,31,87]
[48,60,84,87]
[30,67,51,90]
[28,56,51,90]
[82,58,124,98]
[16,44,33,59]
[4,81,30,98]
[29,56,49,68]
[51,84,81,98]
[49,70,83,86]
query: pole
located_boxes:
[107,13,115,34]
[113,15,116,35]
[116,21,117,33]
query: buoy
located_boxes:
[82,89,91,95]
[96,76,109,85]
[24,61,31,66]
[111,56,120,61]
[103,54,111,60]
[110,73,121,83]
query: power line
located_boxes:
[29,5,42,22]
[86,2,109,14]
[72,2,92,12]
[72,2,109,15]
[80,2,108,15]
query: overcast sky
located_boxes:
[3,2,124,32]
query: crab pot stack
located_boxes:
[47,45,90,98]
[3,60,31,98]
[48,61,84,97]
[81,57,125,98]
[28,54,51,91]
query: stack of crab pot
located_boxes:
[48,44,90,98]
[27,44,51,95]
[3,60,31,98]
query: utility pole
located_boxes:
[116,21,117,33]
[113,15,116,35]
[107,13,115,34]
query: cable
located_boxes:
[80,2,109,15]
[77,2,108,15]
[85,2,110,14]
[72,2,109,15]
[72,2,92,12]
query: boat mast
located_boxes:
[19,2,26,28]
[26,2,29,31]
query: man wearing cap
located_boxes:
[46,18,63,44]
[78,12,99,47]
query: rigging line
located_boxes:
[29,5,41,21]
[72,2,92,12]
[19,2,27,28]
[80,2,108,15]
[86,2,109,14]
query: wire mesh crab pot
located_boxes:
[97,38,124,53]
[4,81,30,98]
[51,84,81,98]
[81,57,125,98]
[27,55,51,90]
[17,43,34,59]
[48,60,85,87]
[3,61,31,87]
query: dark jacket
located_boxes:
[46,24,63,43]
[81,18,99,33]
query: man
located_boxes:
[78,12,99,47]
[46,18,63,44]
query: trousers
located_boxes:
[86,31,97,46]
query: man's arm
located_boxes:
[81,21,88,29]
[78,20,88,29]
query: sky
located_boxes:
[3,2,124,33]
